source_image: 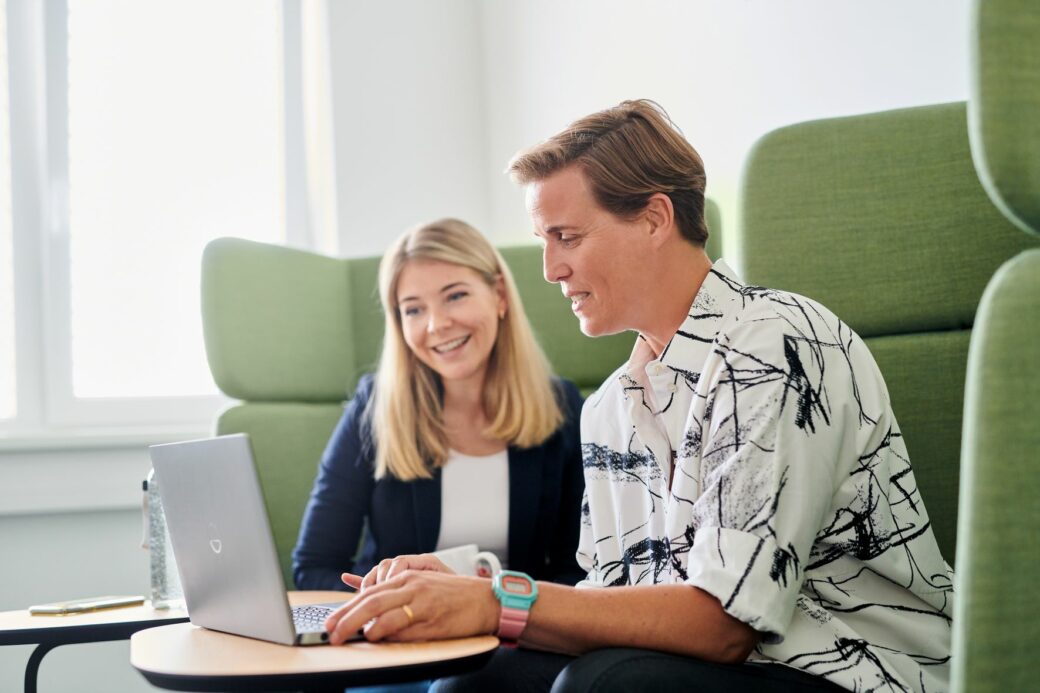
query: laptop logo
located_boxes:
[208,523,223,554]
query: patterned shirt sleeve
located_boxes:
[681,297,882,641]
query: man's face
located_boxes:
[526,166,650,337]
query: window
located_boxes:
[2,0,308,434]
[0,0,15,421]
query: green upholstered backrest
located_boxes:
[703,198,723,261]
[952,1,1040,690]
[968,0,1040,237]
[738,102,1039,563]
[952,251,1040,691]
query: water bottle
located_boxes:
[142,469,184,609]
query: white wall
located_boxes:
[479,0,973,259]
[326,0,492,256]
[0,509,158,693]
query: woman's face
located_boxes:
[395,259,507,389]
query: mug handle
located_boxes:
[473,551,502,578]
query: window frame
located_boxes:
[1,0,309,436]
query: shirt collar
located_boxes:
[624,258,746,388]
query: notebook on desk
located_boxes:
[149,433,358,646]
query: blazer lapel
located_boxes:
[507,446,544,570]
[411,469,442,553]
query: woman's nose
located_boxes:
[427,307,452,333]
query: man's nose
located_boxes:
[543,244,569,284]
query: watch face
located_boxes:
[502,575,533,595]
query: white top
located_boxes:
[435,448,509,563]
[578,260,953,692]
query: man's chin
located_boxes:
[578,316,622,339]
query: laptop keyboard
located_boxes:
[292,604,336,633]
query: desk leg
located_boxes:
[25,643,57,693]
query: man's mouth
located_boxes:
[567,292,590,312]
[432,335,470,353]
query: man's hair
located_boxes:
[370,218,564,481]
[508,99,708,246]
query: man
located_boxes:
[324,100,953,693]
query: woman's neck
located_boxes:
[441,375,505,456]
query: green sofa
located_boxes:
[737,100,1037,565]
[951,0,1040,690]
[201,203,721,585]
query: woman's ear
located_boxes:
[645,193,676,248]
[495,275,508,319]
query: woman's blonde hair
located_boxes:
[370,218,564,481]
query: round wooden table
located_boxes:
[130,591,499,692]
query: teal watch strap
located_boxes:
[492,571,537,643]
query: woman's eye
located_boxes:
[401,305,421,317]
[447,291,468,302]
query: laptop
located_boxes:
[149,433,357,645]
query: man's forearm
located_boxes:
[519,582,760,662]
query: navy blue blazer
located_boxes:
[292,374,586,590]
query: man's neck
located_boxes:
[639,244,713,357]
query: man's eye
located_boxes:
[559,235,578,246]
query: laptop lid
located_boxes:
[149,433,299,645]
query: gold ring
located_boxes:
[401,604,415,626]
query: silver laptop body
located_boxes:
[149,433,349,646]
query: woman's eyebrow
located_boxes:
[398,281,470,304]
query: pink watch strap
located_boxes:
[497,605,529,646]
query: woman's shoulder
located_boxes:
[355,372,376,392]
[550,376,584,409]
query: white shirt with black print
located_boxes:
[576,259,953,692]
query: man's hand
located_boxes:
[325,570,500,645]
[341,553,455,592]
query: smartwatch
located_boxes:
[492,570,538,646]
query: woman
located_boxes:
[292,218,585,592]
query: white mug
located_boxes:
[432,544,502,578]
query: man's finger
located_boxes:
[363,602,419,642]
[328,587,413,645]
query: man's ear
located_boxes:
[644,193,676,248]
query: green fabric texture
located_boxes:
[201,238,356,402]
[953,2,1040,689]
[739,102,1037,339]
[864,331,969,561]
[738,102,1040,570]
[215,402,346,585]
[969,0,1040,235]
[704,198,723,260]
[952,250,1040,692]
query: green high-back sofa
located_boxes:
[201,204,721,584]
[737,101,1037,563]
[951,0,1040,690]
